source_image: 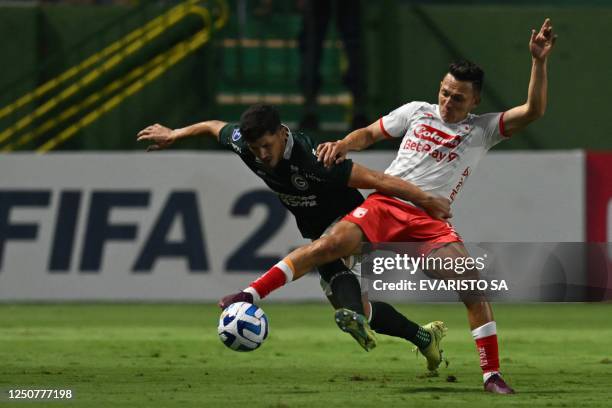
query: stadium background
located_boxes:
[0,0,610,406]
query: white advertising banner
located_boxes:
[0,151,584,301]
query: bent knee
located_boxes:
[314,222,363,262]
[317,234,350,261]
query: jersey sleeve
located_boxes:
[217,123,242,152]
[476,112,509,150]
[313,157,354,186]
[379,101,422,139]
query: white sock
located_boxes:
[483,371,499,383]
[471,321,497,340]
[243,286,261,301]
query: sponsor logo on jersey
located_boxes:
[291,174,309,191]
[449,167,471,203]
[352,207,368,218]
[403,140,459,163]
[304,173,324,182]
[414,124,461,149]
[231,128,242,141]
[278,193,317,207]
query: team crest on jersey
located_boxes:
[231,128,242,141]
[291,174,309,191]
[352,207,368,218]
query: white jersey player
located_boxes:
[220,18,557,395]
[381,101,506,203]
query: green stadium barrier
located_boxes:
[0,1,610,150]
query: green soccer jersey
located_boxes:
[219,123,364,239]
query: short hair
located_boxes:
[447,60,484,93]
[239,104,281,142]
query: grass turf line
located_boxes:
[0,303,611,407]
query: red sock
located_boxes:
[246,259,295,300]
[475,334,500,374]
[472,321,500,377]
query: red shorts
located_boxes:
[342,193,461,254]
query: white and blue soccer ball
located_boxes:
[218,302,269,352]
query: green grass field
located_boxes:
[1,303,611,407]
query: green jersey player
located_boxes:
[138,104,450,370]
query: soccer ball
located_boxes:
[218,302,269,352]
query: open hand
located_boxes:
[136,123,176,152]
[530,18,557,61]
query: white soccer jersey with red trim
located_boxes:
[380,101,508,204]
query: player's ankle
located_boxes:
[243,287,261,301]
[483,371,500,383]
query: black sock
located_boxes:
[369,301,431,349]
[318,261,364,315]
[329,272,365,315]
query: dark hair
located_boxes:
[239,104,281,142]
[448,60,484,93]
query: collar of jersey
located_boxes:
[435,104,474,126]
[282,124,294,160]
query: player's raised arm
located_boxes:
[502,18,557,137]
[347,163,452,221]
[136,120,227,151]
[317,120,386,167]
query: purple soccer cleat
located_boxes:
[218,291,254,310]
[484,373,515,394]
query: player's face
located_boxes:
[438,74,480,123]
[246,128,286,169]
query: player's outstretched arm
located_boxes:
[502,18,557,137]
[136,120,227,151]
[347,163,452,221]
[317,120,386,167]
